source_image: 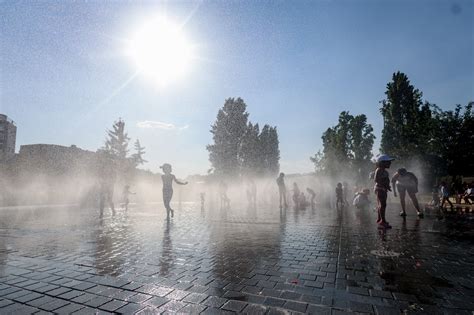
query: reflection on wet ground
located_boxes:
[0,200,473,313]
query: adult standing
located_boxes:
[276,173,288,209]
[391,168,423,218]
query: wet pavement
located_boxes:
[0,199,473,314]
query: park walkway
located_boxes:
[0,199,473,314]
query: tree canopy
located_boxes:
[207,98,280,177]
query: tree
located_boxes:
[240,122,261,175]
[311,111,375,177]
[104,119,130,160]
[380,71,432,159]
[259,125,280,176]
[207,98,249,176]
[431,102,474,176]
[131,139,147,167]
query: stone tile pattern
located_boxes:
[0,201,473,314]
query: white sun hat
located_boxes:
[375,154,395,162]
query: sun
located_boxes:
[127,16,194,86]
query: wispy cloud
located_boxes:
[137,120,189,131]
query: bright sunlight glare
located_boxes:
[127,16,194,87]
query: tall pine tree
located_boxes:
[131,139,147,167]
[105,119,130,159]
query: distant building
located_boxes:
[0,114,17,160]
[18,144,97,175]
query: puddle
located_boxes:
[380,266,453,305]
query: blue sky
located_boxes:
[1,0,473,177]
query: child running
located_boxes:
[160,163,188,218]
[374,154,395,229]
[121,185,135,211]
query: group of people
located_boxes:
[276,173,316,210]
[372,154,427,229]
[99,157,471,225]
[431,181,474,212]
[98,163,188,219]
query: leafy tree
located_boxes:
[431,102,474,176]
[259,125,280,176]
[380,71,432,159]
[311,111,375,177]
[240,122,261,175]
[131,139,147,167]
[104,119,130,159]
[207,98,249,176]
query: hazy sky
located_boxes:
[1,0,473,177]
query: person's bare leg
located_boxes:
[408,191,422,216]
[399,189,407,216]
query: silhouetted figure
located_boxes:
[335,183,344,210]
[219,180,230,209]
[276,173,288,209]
[200,192,206,211]
[160,163,188,218]
[98,160,116,218]
[246,178,257,209]
[121,185,135,211]
[352,188,371,211]
[463,183,474,205]
[292,182,300,210]
[342,181,349,205]
[391,168,423,217]
[298,192,309,210]
[374,154,395,229]
[439,181,453,210]
[306,188,316,209]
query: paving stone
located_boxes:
[307,304,332,314]
[45,286,72,297]
[84,296,113,308]
[99,299,128,312]
[71,292,96,304]
[369,289,393,299]
[144,296,168,308]
[201,307,235,314]
[54,302,85,314]
[263,297,285,307]
[203,296,228,308]
[347,286,369,296]
[39,298,71,311]
[164,289,189,300]
[222,299,247,312]
[156,300,187,312]
[127,293,153,303]
[13,291,44,303]
[182,292,208,303]
[283,300,308,312]
[116,302,146,314]
[242,303,268,314]
[349,301,373,313]
[178,303,207,313]
[27,295,56,307]
[0,298,14,308]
